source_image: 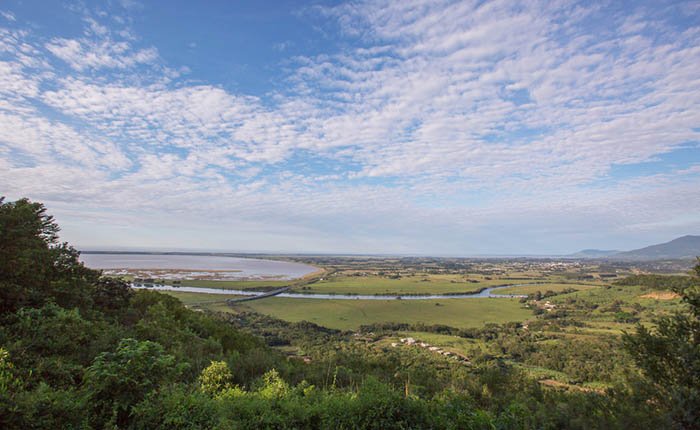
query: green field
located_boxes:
[550,284,681,309]
[174,279,291,289]
[295,274,512,295]
[221,297,531,330]
[381,331,486,356]
[160,290,244,305]
[494,283,601,295]
[140,266,692,394]
[155,276,682,335]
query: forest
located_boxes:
[1,198,698,429]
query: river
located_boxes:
[130,283,528,300]
[83,253,530,300]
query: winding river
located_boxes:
[131,283,528,300]
[84,253,532,300]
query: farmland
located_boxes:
[493,282,600,295]
[108,257,692,400]
[293,273,506,295]
[155,255,692,396]
[152,257,685,339]
[225,296,532,330]
[160,290,245,305]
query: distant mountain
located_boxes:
[567,249,620,258]
[613,235,700,260]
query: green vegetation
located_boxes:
[386,331,484,356]
[623,261,700,429]
[227,297,532,330]
[613,273,696,290]
[548,283,683,328]
[160,290,243,305]
[495,283,600,295]
[1,197,698,429]
[294,274,504,295]
[177,279,291,290]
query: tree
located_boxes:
[623,259,700,429]
[0,197,57,312]
[91,276,133,316]
[199,360,234,396]
[0,197,99,313]
[8,303,107,387]
[83,338,184,428]
[257,369,290,399]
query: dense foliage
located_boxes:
[623,261,700,429]
[614,273,695,290]
[0,198,697,429]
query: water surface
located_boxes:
[80,253,317,280]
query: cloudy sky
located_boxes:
[1,0,699,255]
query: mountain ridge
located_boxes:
[566,249,620,258]
[613,235,700,260]
[571,235,700,260]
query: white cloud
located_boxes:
[46,37,158,71]
[0,1,699,253]
[41,79,313,164]
[288,0,700,187]
[0,11,15,21]
[0,60,40,99]
[44,13,159,72]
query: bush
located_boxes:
[83,338,184,428]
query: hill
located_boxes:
[613,235,700,260]
[567,249,620,258]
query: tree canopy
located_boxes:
[0,197,103,313]
[623,259,700,429]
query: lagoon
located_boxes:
[80,252,317,280]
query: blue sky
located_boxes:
[1,0,699,255]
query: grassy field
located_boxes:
[174,279,291,289]
[155,269,690,391]
[550,284,682,309]
[494,283,601,295]
[382,331,486,356]
[295,274,516,295]
[160,290,244,305]
[163,267,324,290]
[536,283,684,336]
[157,268,686,337]
[218,297,531,330]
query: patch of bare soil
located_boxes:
[640,291,680,300]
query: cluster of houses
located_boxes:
[391,337,470,363]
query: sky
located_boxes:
[1,0,699,256]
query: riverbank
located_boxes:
[131,283,528,300]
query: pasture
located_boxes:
[295,273,512,295]
[224,296,531,330]
[494,283,601,295]
[160,290,243,305]
[175,279,290,289]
